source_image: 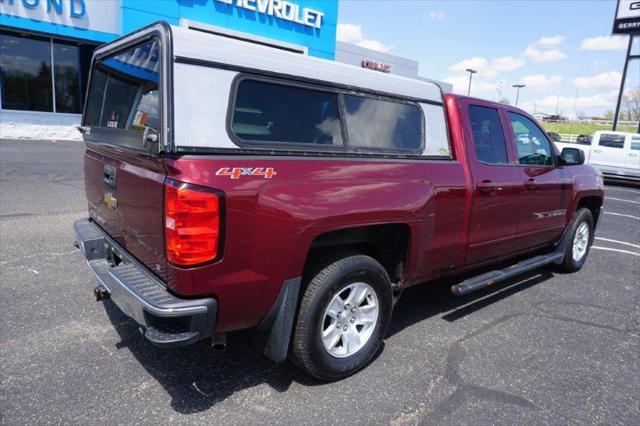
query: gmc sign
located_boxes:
[361,60,391,73]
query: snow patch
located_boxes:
[0,110,82,141]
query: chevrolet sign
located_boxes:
[215,0,325,29]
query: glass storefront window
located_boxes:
[53,42,95,113]
[0,30,96,114]
[0,31,53,112]
[53,42,80,113]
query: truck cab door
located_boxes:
[462,102,523,265]
[590,133,629,174]
[627,135,640,176]
[505,112,570,248]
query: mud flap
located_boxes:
[256,277,301,363]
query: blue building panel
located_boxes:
[0,13,117,42]
[0,0,338,58]
[120,8,180,35]
[122,0,338,59]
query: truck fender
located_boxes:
[566,170,604,224]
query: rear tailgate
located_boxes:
[81,37,168,280]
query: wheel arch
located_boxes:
[258,223,411,364]
[302,223,412,286]
[574,195,603,228]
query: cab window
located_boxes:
[508,112,554,166]
[599,133,625,149]
[631,136,640,151]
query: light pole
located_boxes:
[569,88,579,137]
[512,84,525,106]
[613,35,638,131]
[571,88,579,119]
[466,68,477,96]
[496,80,504,101]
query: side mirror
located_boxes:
[560,147,585,165]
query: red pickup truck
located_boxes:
[74,23,604,381]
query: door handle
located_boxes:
[103,165,117,189]
[524,178,537,191]
[629,153,638,157]
[476,180,497,194]
[593,149,603,153]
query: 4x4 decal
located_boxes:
[215,167,277,180]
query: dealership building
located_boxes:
[0,0,449,140]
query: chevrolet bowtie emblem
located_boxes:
[104,192,118,210]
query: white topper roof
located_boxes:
[170,25,443,103]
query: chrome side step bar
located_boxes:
[450,252,564,297]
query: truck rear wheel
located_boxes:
[291,255,393,381]
[557,208,594,273]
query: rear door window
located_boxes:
[468,105,508,164]
[631,136,640,151]
[598,133,625,149]
[83,39,161,151]
[231,79,343,147]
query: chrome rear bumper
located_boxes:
[73,218,217,347]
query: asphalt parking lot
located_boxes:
[1,139,638,425]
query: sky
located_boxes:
[336,0,640,118]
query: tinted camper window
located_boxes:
[231,80,343,147]
[343,95,422,151]
[83,39,161,151]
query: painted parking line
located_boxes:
[605,212,640,220]
[605,197,640,204]
[595,237,640,249]
[605,187,640,194]
[591,246,640,257]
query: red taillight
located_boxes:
[165,181,222,266]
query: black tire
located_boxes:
[556,208,594,273]
[291,255,393,381]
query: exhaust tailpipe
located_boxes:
[211,333,227,350]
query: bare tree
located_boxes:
[623,89,640,121]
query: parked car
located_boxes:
[547,131,561,142]
[556,131,640,183]
[576,134,593,145]
[543,114,567,122]
[73,22,604,381]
